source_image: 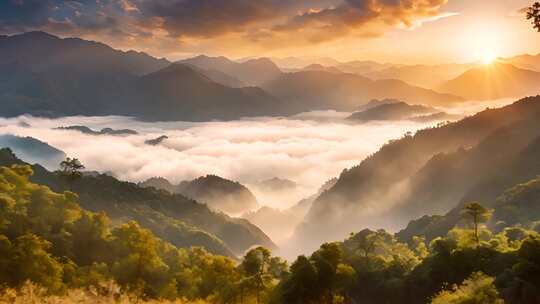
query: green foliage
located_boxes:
[430,272,503,304]
[0,233,64,293]
[1,161,540,304]
[0,148,275,258]
[0,164,279,302]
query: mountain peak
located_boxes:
[16,31,60,40]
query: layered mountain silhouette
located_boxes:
[262,71,463,112]
[293,96,540,251]
[178,55,282,86]
[506,52,540,72]
[6,31,539,123]
[140,175,259,215]
[0,32,285,121]
[132,64,283,121]
[0,31,169,76]
[335,60,395,75]
[440,62,540,100]
[302,64,342,73]
[364,63,474,89]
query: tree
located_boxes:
[111,221,171,299]
[279,255,319,304]
[240,246,272,304]
[311,242,343,304]
[9,233,65,293]
[461,203,492,247]
[59,157,85,191]
[527,2,540,32]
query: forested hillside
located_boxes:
[296,96,540,249]
[141,175,259,215]
[0,149,275,257]
[0,165,286,302]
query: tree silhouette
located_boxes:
[461,202,492,246]
[527,2,540,31]
[240,247,271,304]
[59,157,85,191]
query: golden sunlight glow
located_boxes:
[481,51,497,65]
[460,21,506,64]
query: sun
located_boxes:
[481,51,497,65]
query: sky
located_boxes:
[0,0,539,64]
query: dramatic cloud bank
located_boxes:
[0,0,450,58]
[0,112,438,208]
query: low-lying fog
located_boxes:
[0,113,427,206]
[0,99,514,211]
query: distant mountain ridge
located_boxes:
[440,62,540,100]
[0,31,169,76]
[262,70,463,112]
[178,55,282,86]
[0,32,285,121]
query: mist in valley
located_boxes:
[0,99,516,254]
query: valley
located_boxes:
[1,1,540,301]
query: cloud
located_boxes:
[0,113,436,209]
[0,0,451,57]
[273,0,449,42]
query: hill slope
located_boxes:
[0,134,66,170]
[347,101,437,122]
[132,64,284,121]
[0,149,276,257]
[141,175,259,215]
[293,96,540,251]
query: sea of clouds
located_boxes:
[0,99,514,210]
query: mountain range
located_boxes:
[4,31,540,122]
[0,32,285,121]
[262,71,463,111]
[178,55,282,86]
